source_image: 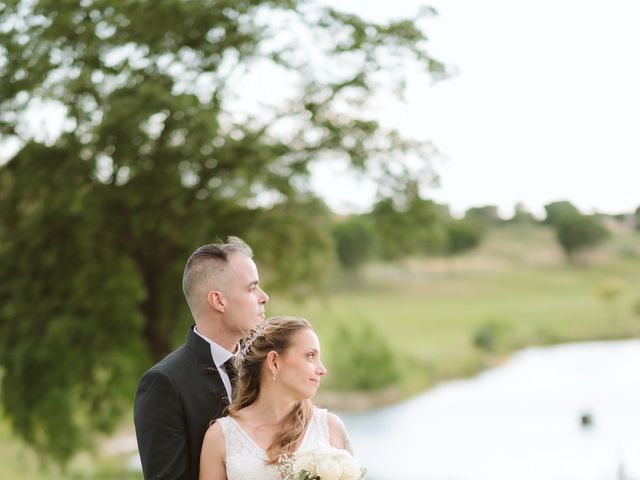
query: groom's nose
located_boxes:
[258,287,269,304]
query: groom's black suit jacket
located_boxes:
[134,327,230,480]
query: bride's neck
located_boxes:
[244,393,297,425]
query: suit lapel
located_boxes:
[185,326,231,412]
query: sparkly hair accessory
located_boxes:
[235,320,270,366]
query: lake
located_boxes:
[341,339,640,480]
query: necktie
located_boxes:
[223,357,238,387]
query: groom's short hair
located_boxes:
[182,236,253,316]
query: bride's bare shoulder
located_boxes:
[326,412,354,455]
[203,420,225,444]
[202,420,226,459]
[326,411,345,432]
[200,421,227,479]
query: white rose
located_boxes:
[339,457,363,480]
[314,445,335,456]
[316,458,342,480]
[334,449,352,462]
[293,454,314,474]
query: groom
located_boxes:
[134,237,269,480]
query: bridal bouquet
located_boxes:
[278,446,366,480]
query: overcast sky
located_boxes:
[314,0,640,217]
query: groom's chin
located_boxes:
[242,316,263,333]
[253,314,266,328]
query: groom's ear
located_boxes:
[207,290,226,312]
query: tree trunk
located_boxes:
[139,264,172,362]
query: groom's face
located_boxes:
[219,253,269,336]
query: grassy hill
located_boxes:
[271,222,640,395]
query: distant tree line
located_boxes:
[331,188,489,275]
[331,197,639,272]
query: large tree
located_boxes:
[0,0,446,463]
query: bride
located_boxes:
[199,316,358,479]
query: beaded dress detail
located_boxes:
[217,408,330,480]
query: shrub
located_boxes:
[445,218,486,255]
[327,321,401,391]
[472,319,512,353]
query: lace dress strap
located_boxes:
[217,417,280,480]
[217,416,264,458]
[300,408,331,450]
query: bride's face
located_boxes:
[276,328,327,400]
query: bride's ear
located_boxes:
[266,350,279,376]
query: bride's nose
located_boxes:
[318,361,327,376]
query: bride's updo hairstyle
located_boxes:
[229,316,314,464]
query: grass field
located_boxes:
[2,223,639,478]
[270,223,640,393]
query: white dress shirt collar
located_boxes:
[193,326,235,367]
[193,326,236,399]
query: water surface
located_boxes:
[341,340,640,480]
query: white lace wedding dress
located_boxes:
[217,408,331,480]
